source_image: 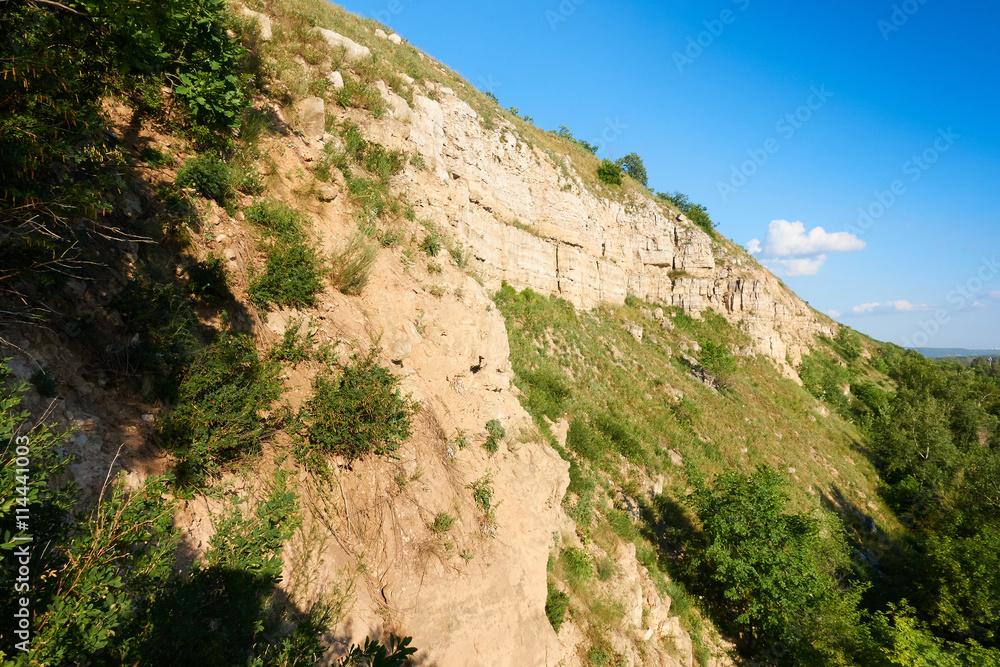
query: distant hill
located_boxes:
[913,347,1000,358]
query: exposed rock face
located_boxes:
[240,6,272,41]
[364,88,833,375]
[312,27,371,60]
[297,96,325,139]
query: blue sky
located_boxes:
[337,0,1000,349]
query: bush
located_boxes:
[186,253,233,305]
[545,583,570,632]
[430,512,454,533]
[301,349,415,461]
[596,159,622,186]
[518,366,572,421]
[270,317,314,364]
[249,237,324,309]
[700,341,738,389]
[658,191,716,235]
[330,232,379,295]
[483,419,506,454]
[419,232,442,257]
[176,154,234,206]
[158,334,282,485]
[245,201,325,309]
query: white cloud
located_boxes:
[827,309,841,318]
[748,220,865,276]
[851,300,933,315]
[764,255,828,276]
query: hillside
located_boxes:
[2,2,999,666]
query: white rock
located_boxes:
[327,70,344,89]
[312,27,371,60]
[375,28,388,39]
[388,33,402,44]
[240,6,272,41]
[297,96,325,139]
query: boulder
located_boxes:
[297,96,326,139]
[327,70,345,89]
[312,27,371,60]
[388,33,403,44]
[240,6,272,41]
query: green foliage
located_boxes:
[483,419,506,455]
[468,473,495,513]
[270,317,315,364]
[111,277,199,397]
[596,159,623,186]
[560,546,594,585]
[699,340,738,389]
[336,635,416,667]
[419,232,442,257]
[300,349,415,462]
[567,418,604,463]
[799,351,853,417]
[176,154,235,206]
[684,465,863,660]
[246,201,324,309]
[556,124,598,154]
[518,366,572,421]
[330,233,379,295]
[593,413,646,465]
[545,583,570,632]
[658,191,717,235]
[29,368,58,397]
[186,253,233,305]
[615,152,648,186]
[431,512,455,533]
[158,333,281,485]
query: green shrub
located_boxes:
[158,334,281,485]
[658,191,716,235]
[186,253,233,305]
[330,232,379,295]
[246,200,307,239]
[249,237,324,309]
[593,413,646,465]
[419,232,442,257]
[300,349,415,461]
[430,512,454,533]
[545,583,570,632]
[30,368,58,397]
[596,555,616,581]
[596,159,622,186]
[468,473,495,513]
[176,154,234,206]
[483,418,506,455]
[700,340,738,389]
[270,317,314,364]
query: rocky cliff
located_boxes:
[356,81,833,375]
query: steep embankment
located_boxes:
[0,1,864,665]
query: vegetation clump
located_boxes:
[246,201,325,309]
[158,333,282,485]
[300,348,416,462]
[176,154,235,207]
[596,159,623,186]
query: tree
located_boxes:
[616,153,648,186]
[685,466,850,656]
